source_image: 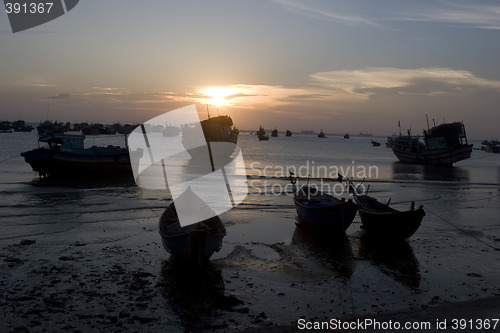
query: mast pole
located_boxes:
[205,95,210,119]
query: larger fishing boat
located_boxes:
[181,114,239,158]
[21,132,135,179]
[392,121,472,166]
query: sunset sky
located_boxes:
[1,0,499,138]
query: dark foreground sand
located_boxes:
[1,198,500,332]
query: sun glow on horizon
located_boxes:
[201,86,237,106]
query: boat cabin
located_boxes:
[41,133,85,152]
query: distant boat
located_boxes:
[162,123,181,137]
[344,133,350,139]
[36,120,70,137]
[256,126,269,141]
[371,139,380,146]
[300,130,315,135]
[12,120,34,132]
[271,128,278,137]
[483,140,500,153]
[318,129,326,138]
[385,136,395,148]
[289,172,357,233]
[391,121,473,165]
[285,130,292,137]
[20,132,136,179]
[0,121,14,133]
[358,132,373,137]
[158,201,226,264]
[349,183,425,239]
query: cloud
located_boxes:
[310,67,500,99]
[272,0,381,27]
[13,78,56,87]
[386,2,500,30]
[48,93,71,99]
[272,1,500,30]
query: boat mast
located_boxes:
[205,96,211,119]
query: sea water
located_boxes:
[1,131,499,241]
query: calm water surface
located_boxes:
[0,131,499,241]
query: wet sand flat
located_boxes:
[1,181,500,332]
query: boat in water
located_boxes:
[371,139,381,146]
[317,129,326,138]
[349,183,425,239]
[344,133,350,139]
[181,114,239,158]
[391,121,472,166]
[285,130,292,137]
[271,128,278,137]
[483,140,500,153]
[36,120,70,137]
[256,126,269,141]
[21,132,136,179]
[158,202,226,264]
[385,136,395,148]
[289,172,357,233]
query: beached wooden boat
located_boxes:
[352,190,425,239]
[158,203,226,263]
[290,173,357,232]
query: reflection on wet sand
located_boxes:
[357,235,421,290]
[392,162,470,182]
[292,225,355,280]
[158,259,243,331]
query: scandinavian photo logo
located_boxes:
[127,105,248,227]
[4,0,79,33]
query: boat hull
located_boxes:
[392,144,472,165]
[21,148,133,178]
[358,207,425,239]
[294,197,358,232]
[158,205,226,261]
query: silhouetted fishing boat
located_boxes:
[385,136,395,148]
[289,172,357,233]
[21,132,135,179]
[371,139,381,146]
[257,126,269,140]
[349,183,425,239]
[392,121,472,165]
[158,202,226,263]
[318,129,326,138]
[181,114,239,158]
[344,133,350,139]
[285,130,292,137]
[271,128,278,137]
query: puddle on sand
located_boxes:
[212,217,296,260]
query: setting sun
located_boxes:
[201,86,237,106]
